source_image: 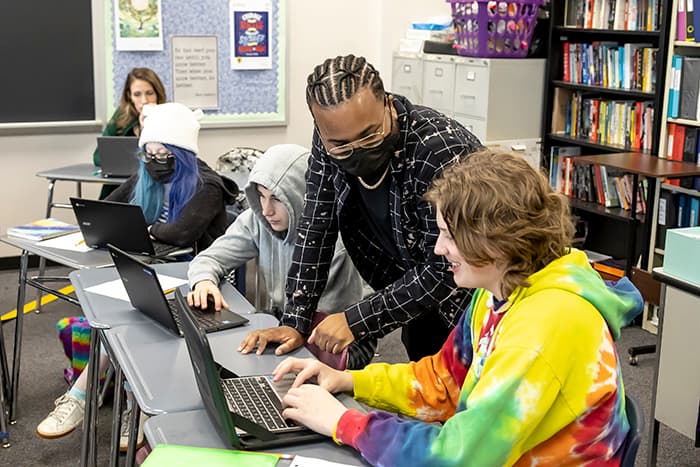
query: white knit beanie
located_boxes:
[138,102,203,155]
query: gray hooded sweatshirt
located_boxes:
[188,144,365,316]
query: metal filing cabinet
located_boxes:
[421,54,456,116]
[391,53,423,104]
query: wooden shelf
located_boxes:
[569,197,640,222]
[555,26,661,39]
[667,117,700,127]
[551,81,655,98]
[661,183,700,196]
[672,40,700,48]
[547,134,652,154]
[575,153,700,178]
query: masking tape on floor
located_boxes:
[1,285,75,321]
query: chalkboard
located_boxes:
[105,0,287,127]
[0,0,95,124]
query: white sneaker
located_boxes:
[119,408,147,452]
[36,393,85,439]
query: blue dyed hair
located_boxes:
[130,143,200,224]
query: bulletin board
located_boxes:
[104,0,286,128]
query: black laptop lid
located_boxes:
[71,197,155,256]
[107,244,181,335]
[97,136,139,177]
[176,299,243,448]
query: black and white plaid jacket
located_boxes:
[282,94,484,341]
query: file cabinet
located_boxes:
[390,53,545,142]
[391,54,422,104]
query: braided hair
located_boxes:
[305,54,385,110]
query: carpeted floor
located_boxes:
[0,266,697,466]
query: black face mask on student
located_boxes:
[145,159,176,182]
[333,126,400,179]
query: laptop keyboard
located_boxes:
[169,302,221,330]
[221,376,297,432]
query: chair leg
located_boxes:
[628,345,656,365]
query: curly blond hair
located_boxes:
[424,150,574,298]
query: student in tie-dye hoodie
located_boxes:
[274,150,643,466]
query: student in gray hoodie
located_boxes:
[187,144,376,369]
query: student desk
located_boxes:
[144,409,367,466]
[0,235,112,447]
[33,163,128,313]
[648,268,700,466]
[69,263,317,467]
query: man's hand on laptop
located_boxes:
[188,280,229,311]
[272,357,353,393]
[308,313,355,354]
[238,326,303,355]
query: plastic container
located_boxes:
[447,0,543,58]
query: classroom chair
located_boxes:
[620,394,644,467]
[627,267,661,365]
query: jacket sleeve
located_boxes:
[187,209,260,288]
[336,341,563,467]
[280,142,340,334]
[149,182,224,247]
[105,176,136,203]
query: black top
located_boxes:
[356,177,400,259]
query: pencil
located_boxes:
[162,287,176,295]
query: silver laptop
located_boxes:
[97,136,139,178]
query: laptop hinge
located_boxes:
[232,412,276,441]
[214,360,238,380]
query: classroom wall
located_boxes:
[0,0,449,258]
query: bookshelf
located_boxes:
[648,0,700,333]
[541,0,673,277]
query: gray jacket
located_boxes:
[188,144,365,315]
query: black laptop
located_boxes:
[70,197,188,258]
[97,136,139,178]
[108,244,249,336]
[175,300,325,450]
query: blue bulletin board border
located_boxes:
[103,0,286,128]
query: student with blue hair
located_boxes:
[36,102,236,450]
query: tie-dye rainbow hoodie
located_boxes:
[333,249,643,466]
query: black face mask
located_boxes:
[332,123,400,179]
[145,159,176,182]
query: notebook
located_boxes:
[97,136,140,178]
[108,244,249,336]
[70,197,188,258]
[176,299,326,450]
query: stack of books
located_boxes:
[7,218,79,241]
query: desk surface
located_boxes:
[652,267,700,297]
[0,235,113,269]
[145,409,368,466]
[35,163,128,184]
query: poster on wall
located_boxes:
[171,36,219,110]
[115,0,164,51]
[229,0,272,70]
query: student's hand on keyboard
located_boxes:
[238,326,303,355]
[188,280,229,311]
[282,384,347,438]
[272,357,354,394]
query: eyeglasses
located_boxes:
[326,101,390,160]
[137,150,174,164]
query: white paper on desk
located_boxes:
[290,456,356,467]
[38,232,92,252]
[83,275,187,302]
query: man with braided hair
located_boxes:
[240,54,483,364]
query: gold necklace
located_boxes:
[358,165,390,190]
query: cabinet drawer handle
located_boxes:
[466,71,476,81]
[434,68,444,77]
[403,64,412,73]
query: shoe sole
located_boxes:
[36,426,78,439]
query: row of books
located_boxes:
[564,0,661,31]
[559,91,655,151]
[677,0,700,42]
[657,190,700,248]
[664,123,700,189]
[549,146,647,212]
[562,42,657,92]
[667,55,700,122]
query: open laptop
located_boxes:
[70,197,188,258]
[97,136,140,178]
[108,244,249,336]
[175,300,325,450]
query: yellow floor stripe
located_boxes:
[1,285,75,321]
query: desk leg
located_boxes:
[80,328,101,467]
[125,403,141,467]
[0,303,11,447]
[9,250,29,422]
[37,179,58,314]
[35,258,46,314]
[647,285,666,467]
[109,366,124,467]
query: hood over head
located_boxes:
[517,249,643,340]
[245,144,310,243]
